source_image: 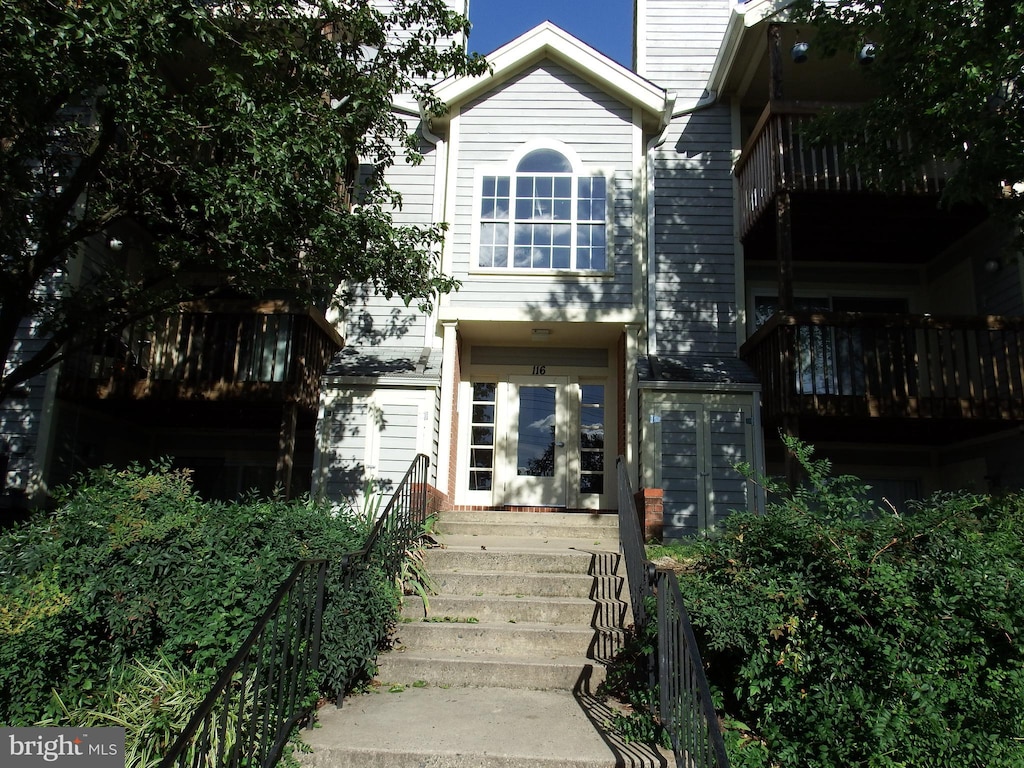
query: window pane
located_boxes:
[553,247,571,269]
[473,382,496,401]
[517,149,572,173]
[578,176,606,221]
[517,386,556,476]
[472,403,494,422]
[576,224,606,270]
[468,382,497,491]
[472,426,494,445]
[515,198,533,219]
[514,246,531,268]
[514,223,532,245]
[580,384,605,494]
[470,449,493,468]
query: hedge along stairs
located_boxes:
[300,509,673,768]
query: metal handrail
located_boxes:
[157,559,328,768]
[158,454,431,768]
[616,457,730,768]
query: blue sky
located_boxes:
[467,0,634,69]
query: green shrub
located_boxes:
[0,461,395,725]
[680,439,1024,767]
[43,655,226,768]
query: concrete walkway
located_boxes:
[303,685,669,768]
[298,510,673,768]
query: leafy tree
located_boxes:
[791,0,1024,238]
[0,0,485,402]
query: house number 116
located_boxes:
[531,365,547,375]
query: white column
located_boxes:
[624,323,642,488]
[436,320,459,497]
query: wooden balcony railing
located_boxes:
[734,102,953,238]
[740,311,1024,422]
[59,301,344,409]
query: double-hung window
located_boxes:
[478,147,608,272]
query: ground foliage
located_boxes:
[0,461,398,727]
[677,439,1024,767]
[789,0,1024,243]
[0,0,486,401]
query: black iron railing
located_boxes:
[159,454,431,768]
[157,559,327,768]
[616,458,730,768]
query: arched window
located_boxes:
[478,148,607,271]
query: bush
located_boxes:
[681,439,1024,767]
[0,461,397,726]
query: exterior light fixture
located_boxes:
[791,41,810,63]
[107,237,124,252]
[984,258,1002,273]
[857,43,877,65]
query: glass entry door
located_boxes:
[508,376,569,506]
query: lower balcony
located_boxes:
[59,301,344,412]
[741,311,1024,442]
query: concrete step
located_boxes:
[391,619,622,658]
[422,545,619,576]
[299,508,665,768]
[438,510,619,528]
[430,570,620,599]
[375,650,608,692]
[300,686,672,768]
[436,519,619,541]
[401,594,627,626]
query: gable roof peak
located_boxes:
[429,21,669,131]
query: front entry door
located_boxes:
[508,376,569,506]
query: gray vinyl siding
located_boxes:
[374,0,468,88]
[969,226,1024,317]
[375,400,421,482]
[640,0,731,100]
[449,62,637,310]
[317,389,426,501]
[652,105,737,357]
[1,277,61,493]
[318,398,371,504]
[644,391,757,538]
[707,406,751,522]
[343,114,435,347]
[660,406,701,537]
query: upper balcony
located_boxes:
[733,101,989,265]
[740,310,1024,442]
[59,301,344,412]
[734,101,955,239]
